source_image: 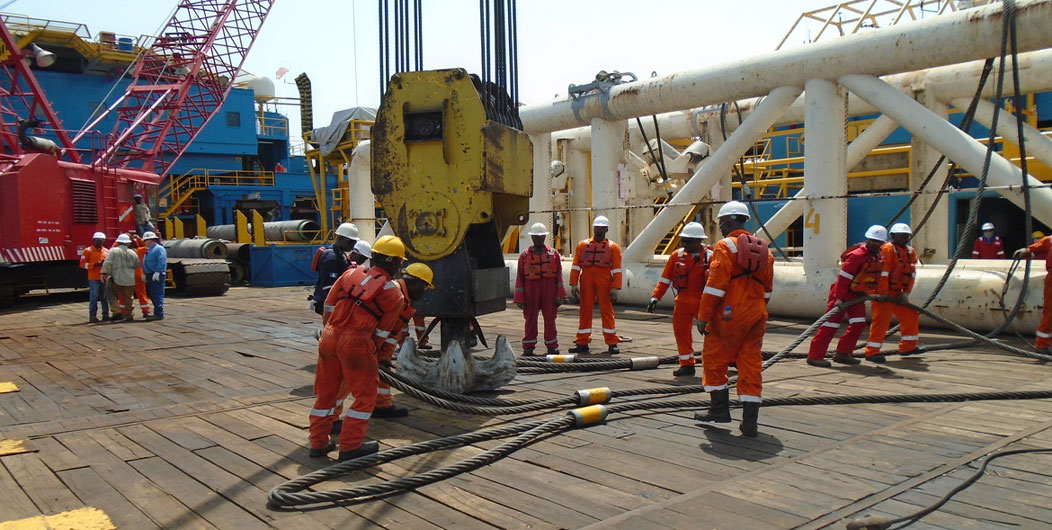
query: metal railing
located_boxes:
[256,113,288,137]
[159,169,275,219]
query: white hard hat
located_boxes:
[679,222,708,240]
[335,222,359,239]
[92,232,106,240]
[142,231,159,240]
[717,201,751,219]
[115,234,132,244]
[352,240,372,259]
[527,222,549,236]
[981,222,995,231]
[864,225,888,242]
[889,222,912,235]
[593,215,610,227]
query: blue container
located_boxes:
[117,37,134,51]
[249,244,320,287]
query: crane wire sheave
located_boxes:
[79,0,273,178]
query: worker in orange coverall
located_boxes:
[514,222,566,356]
[568,215,622,355]
[80,231,110,323]
[308,235,407,462]
[1015,234,1052,354]
[806,225,888,368]
[693,201,774,438]
[646,222,710,377]
[864,222,920,363]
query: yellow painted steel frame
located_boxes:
[372,69,532,260]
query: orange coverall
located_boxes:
[651,247,709,366]
[310,266,404,452]
[569,238,622,346]
[697,230,774,402]
[865,242,919,356]
[1028,236,1051,349]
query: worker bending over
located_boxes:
[694,201,774,437]
[807,225,887,367]
[308,235,407,461]
[569,215,622,355]
[514,222,566,356]
[1015,234,1052,354]
[647,222,710,376]
[972,222,1005,259]
[864,223,920,362]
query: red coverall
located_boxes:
[865,242,919,356]
[1028,236,1051,349]
[697,230,774,402]
[972,236,1005,259]
[569,238,622,346]
[309,265,404,452]
[807,243,883,360]
[651,247,709,366]
[514,244,566,352]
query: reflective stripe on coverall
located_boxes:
[697,230,774,402]
[865,242,919,356]
[1028,236,1052,349]
[514,245,566,351]
[310,266,404,451]
[651,247,709,365]
[972,236,1005,259]
[807,243,882,359]
[569,238,622,346]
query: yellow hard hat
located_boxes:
[1034,231,1046,239]
[405,263,435,288]
[371,235,407,259]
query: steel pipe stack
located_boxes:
[161,238,228,259]
[206,220,321,242]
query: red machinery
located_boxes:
[0,1,273,304]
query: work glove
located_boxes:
[695,319,708,335]
[1013,248,1029,259]
[873,294,888,302]
[610,289,619,303]
[94,262,103,268]
[141,274,147,283]
[379,359,394,369]
[151,272,161,282]
[555,297,565,307]
[570,285,580,298]
[516,302,525,310]
[646,298,658,313]
[834,299,847,311]
[895,294,909,305]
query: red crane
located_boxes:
[0,0,274,304]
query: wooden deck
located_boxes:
[2,286,1052,529]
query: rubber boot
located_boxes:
[693,389,731,423]
[739,402,760,437]
[338,440,379,461]
[373,405,409,418]
[672,365,695,377]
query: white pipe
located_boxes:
[955,97,1052,171]
[522,0,1052,134]
[349,140,376,242]
[910,91,950,263]
[620,85,802,264]
[803,79,848,278]
[566,144,590,246]
[840,74,1052,228]
[590,119,628,242]
[521,133,553,250]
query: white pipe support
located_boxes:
[910,90,950,263]
[349,140,376,242]
[521,1,1052,135]
[803,79,849,279]
[521,133,553,250]
[955,97,1052,173]
[620,85,802,264]
[565,143,591,247]
[840,74,1052,228]
[590,119,629,243]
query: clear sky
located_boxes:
[14,0,905,136]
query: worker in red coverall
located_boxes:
[514,222,567,356]
[646,222,710,377]
[308,235,407,461]
[569,215,622,355]
[1015,234,1052,354]
[694,201,774,438]
[972,222,1005,259]
[807,225,887,368]
[864,223,920,362]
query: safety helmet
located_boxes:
[335,222,359,240]
[133,193,142,199]
[405,262,435,289]
[717,201,751,220]
[864,225,888,242]
[679,222,708,240]
[981,222,995,231]
[115,234,132,244]
[92,232,106,240]
[142,231,159,240]
[889,222,912,235]
[593,215,610,227]
[352,240,372,259]
[527,222,549,236]
[1035,231,1046,239]
[371,235,407,259]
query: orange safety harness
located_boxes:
[524,247,560,280]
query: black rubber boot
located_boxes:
[672,365,695,377]
[739,402,760,437]
[308,441,336,458]
[373,405,409,418]
[694,389,731,423]
[330,419,342,435]
[607,344,620,355]
[568,343,589,354]
[338,440,379,461]
[521,348,536,357]
[832,352,860,365]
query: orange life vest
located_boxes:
[579,239,614,268]
[730,233,769,285]
[524,247,560,280]
[841,243,883,294]
[887,244,917,293]
[672,248,707,290]
[336,267,393,325]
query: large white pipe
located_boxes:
[840,74,1052,228]
[910,90,950,263]
[620,85,802,264]
[955,97,1052,170]
[521,133,553,250]
[349,141,376,242]
[803,79,848,278]
[522,1,1052,134]
[590,119,628,242]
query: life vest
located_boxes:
[672,248,707,290]
[729,233,769,284]
[337,267,393,324]
[310,246,328,271]
[841,243,882,294]
[579,239,613,268]
[887,244,917,293]
[524,247,559,280]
